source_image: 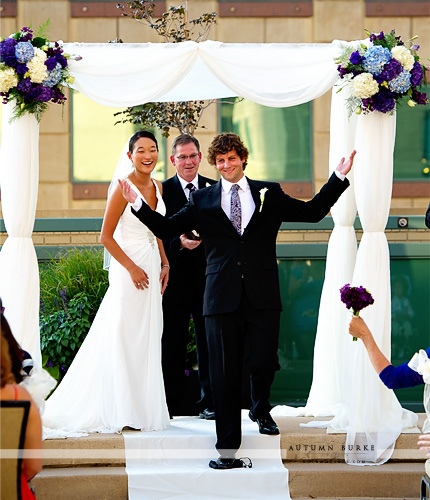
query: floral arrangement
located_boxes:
[336,29,428,116]
[0,21,81,121]
[340,283,374,340]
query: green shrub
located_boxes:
[40,293,92,380]
[39,247,108,380]
[39,247,108,319]
[39,246,198,380]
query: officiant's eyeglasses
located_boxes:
[176,154,199,161]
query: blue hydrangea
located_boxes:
[42,63,62,87]
[15,41,34,64]
[388,69,411,93]
[362,45,392,75]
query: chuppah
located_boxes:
[0,24,428,499]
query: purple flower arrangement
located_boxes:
[340,284,374,340]
[336,29,428,116]
[0,23,81,121]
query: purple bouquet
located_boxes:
[340,283,374,340]
[0,22,81,121]
[335,29,428,116]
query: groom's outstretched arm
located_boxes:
[119,179,194,240]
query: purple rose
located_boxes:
[0,38,18,60]
[337,65,348,79]
[19,27,33,43]
[350,51,363,65]
[4,55,17,67]
[17,77,32,93]
[15,63,28,76]
[29,86,54,102]
[411,89,429,106]
[45,57,58,71]
[410,61,424,87]
[340,284,374,315]
[55,54,68,69]
[372,88,396,113]
[380,58,403,81]
[377,31,385,40]
[51,87,67,104]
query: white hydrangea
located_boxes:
[350,73,379,99]
[27,47,48,83]
[391,46,414,71]
[0,66,19,92]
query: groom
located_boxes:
[120,133,355,469]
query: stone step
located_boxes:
[288,462,424,499]
[32,462,425,500]
[32,467,128,500]
[41,414,426,467]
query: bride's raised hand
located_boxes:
[119,179,137,204]
[129,264,149,290]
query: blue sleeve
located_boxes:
[379,347,430,389]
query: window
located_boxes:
[220,98,312,182]
[71,92,166,191]
[394,85,430,182]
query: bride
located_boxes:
[43,131,170,433]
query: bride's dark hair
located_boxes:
[128,130,158,153]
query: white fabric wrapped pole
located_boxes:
[303,85,358,415]
[341,111,416,465]
[0,102,41,366]
[272,84,358,419]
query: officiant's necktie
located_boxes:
[230,184,242,235]
[186,183,196,200]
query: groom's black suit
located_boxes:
[161,173,216,415]
[132,172,349,453]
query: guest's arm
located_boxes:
[349,316,425,389]
[17,386,42,480]
[349,316,390,374]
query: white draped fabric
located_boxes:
[273,106,418,464]
[339,112,417,464]
[0,39,413,467]
[62,40,342,107]
[0,102,41,367]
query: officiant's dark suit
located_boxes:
[129,133,352,467]
[161,145,216,417]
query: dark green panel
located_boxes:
[220,99,312,182]
[394,84,430,181]
[271,256,430,411]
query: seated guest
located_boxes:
[1,325,42,494]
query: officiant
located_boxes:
[161,134,216,419]
[120,133,354,469]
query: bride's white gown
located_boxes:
[43,181,170,434]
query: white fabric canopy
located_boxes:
[0,39,413,467]
[62,40,343,106]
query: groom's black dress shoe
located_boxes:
[199,408,215,420]
[249,411,279,435]
[208,457,252,469]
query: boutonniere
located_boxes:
[206,182,211,187]
[259,188,268,212]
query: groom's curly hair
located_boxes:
[207,133,249,170]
